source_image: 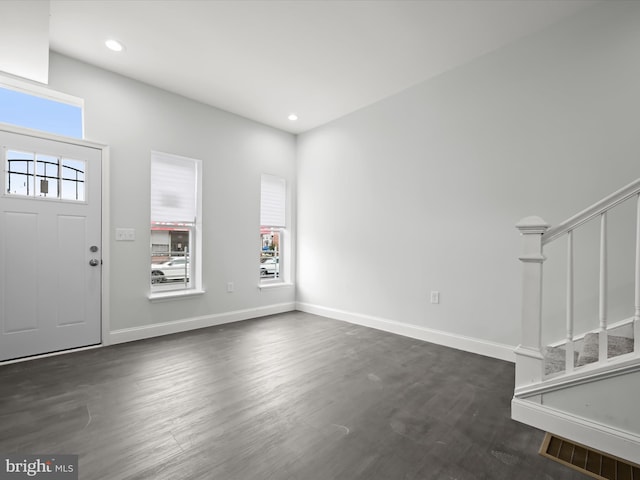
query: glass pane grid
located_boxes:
[5,150,85,201]
[61,158,85,201]
[35,154,59,198]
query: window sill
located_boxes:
[148,288,205,302]
[258,282,294,291]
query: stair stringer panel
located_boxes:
[540,369,640,434]
[512,366,640,464]
[512,398,640,464]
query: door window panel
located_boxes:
[35,153,59,198]
[61,158,85,201]
[4,148,85,202]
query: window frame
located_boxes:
[259,174,288,286]
[149,151,203,299]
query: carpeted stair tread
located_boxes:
[576,332,634,366]
[544,333,634,375]
[545,346,579,375]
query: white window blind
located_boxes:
[260,174,286,227]
[151,151,198,224]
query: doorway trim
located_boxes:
[0,122,110,362]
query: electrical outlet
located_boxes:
[227,282,234,293]
[430,291,440,304]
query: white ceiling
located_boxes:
[48,0,597,134]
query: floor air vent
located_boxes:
[540,433,640,480]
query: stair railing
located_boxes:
[515,178,640,389]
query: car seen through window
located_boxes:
[151,257,190,284]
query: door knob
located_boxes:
[89,259,100,266]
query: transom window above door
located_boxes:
[0,81,84,139]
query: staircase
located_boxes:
[513,178,640,465]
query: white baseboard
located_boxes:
[512,398,640,463]
[296,302,515,362]
[0,344,103,366]
[109,302,296,345]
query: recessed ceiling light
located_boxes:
[288,114,298,121]
[105,39,124,52]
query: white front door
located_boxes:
[0,129,102,361]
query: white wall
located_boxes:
[296,1,640,358]
[47,52,296,337]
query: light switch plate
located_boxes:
[115,228,135,241]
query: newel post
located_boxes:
[515,216,549,389]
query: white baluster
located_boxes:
[599,212,608,363]
[566,230,574,373]
[515,216,549,389]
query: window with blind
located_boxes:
[260,174,286,283]
[150,151,202,293]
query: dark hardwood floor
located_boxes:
[0,311,587,479]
